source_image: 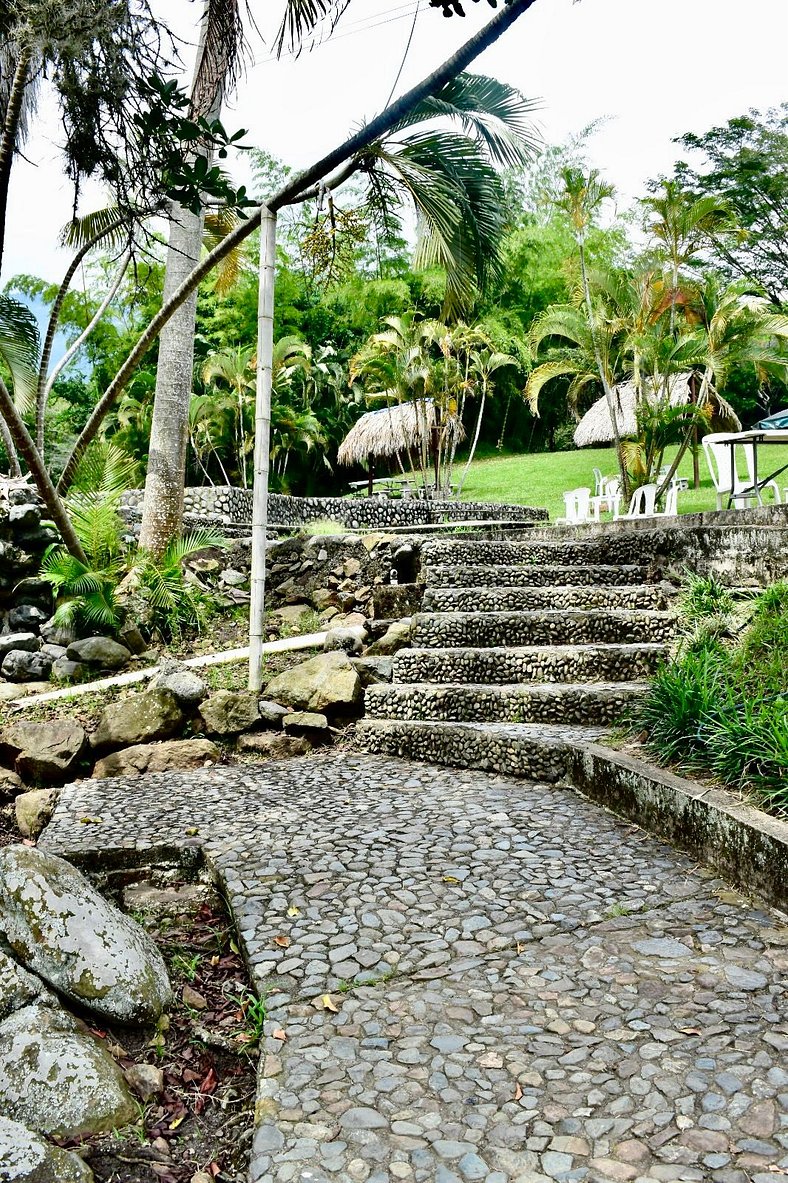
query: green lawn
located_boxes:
[459,444,788,521]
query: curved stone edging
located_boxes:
[565,743,788,912]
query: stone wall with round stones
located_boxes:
[120,486,547,529]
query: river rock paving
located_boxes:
[40,752,787,1183]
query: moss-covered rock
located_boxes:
[0,1114,94,1182]
[0,845,172,1023]
[0,1003,135,1138]
[264,650,362,716]
[90,688,185,751]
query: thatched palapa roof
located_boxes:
[337,399,464,466]
[573,373,741,448]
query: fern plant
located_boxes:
[130,530,226,641]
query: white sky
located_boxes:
[4,0,787,283]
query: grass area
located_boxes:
[457,444,788,520]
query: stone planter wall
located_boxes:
[120,486,547,530]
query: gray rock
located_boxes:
[14,789,59,839]
[0,768,22,799]
[65,637,131,670]
[152,667,207,708]
[351,656,394,687]
[236,732,311,759]
[220,568,247,587]
[51,657,90,683]
[0,845,172,1023]
[0,1114,94,1182]
[40,644,66,660]
[1,719,87,784]
[124,1061,164,1101]
[0,1003,135,1137]
[0,651,52,682]
[199,690,260,735]
[724,965,767,991]
[264,650,362,716]
[282,711,330,736]
[632,937,693,959]
[366,618,412,656]
[90,688,185,750]
[0,634,39,661]
[117,623,147,656]
[323,626,367,656]
[338,1107,388,1130]
[39,617,76,648]
[93,738,220,779]
[8,504,40,528]
[7,605,47,634]
[257,699,292,727]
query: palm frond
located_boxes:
[60,207,127,251]
[274,0,350,55]
[525,360,581,415]
[203,208,246,296]
[392,72,541,169]
[0,294,40,412]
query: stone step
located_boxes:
[394,642,669,685]
[423,536,654,568]
[365,681,645,726]
[355,719,604,783]
[411,609,677,648]
[423,584,671,614]
[425,563,652,589]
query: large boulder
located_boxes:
[14,789,59,839]
[0,634,39,661]
[0,651,52,683]
[93,738,219,780]
[7,605,47,634]
[0,1003,135,1138]
[65,637,131,671]
[366,618,412,656]
[323,626,367,656]
[0,769,22,800]
[0,719,87,784]
[264,650,362,716]
[90,687,185,751]
[0,1114,94,1182]
[351,656,394,687]
[198,690,260,736]
[0,845,172,1023]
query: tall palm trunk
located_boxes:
[138,17,224,556]
[579,240,628,496]
[0,413,21,476]
[0,45,33,277]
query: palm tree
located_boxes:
[656,277,788,494]
[553,166,630,491]
[456,347,518,495]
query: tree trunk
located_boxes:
[0,46,32,277]
[457,388,486,497]
[57,0,539,491]
[0,413,22,477]
[579,240,628,496]
[137,200,203,554]
[138,13,224,557]
[0,379,86,561]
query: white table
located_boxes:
[717,430,788,508]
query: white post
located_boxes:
[248,205,277,691]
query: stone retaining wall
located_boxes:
[120,486,547,530]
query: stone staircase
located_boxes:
[356,532,678,781]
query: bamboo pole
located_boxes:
[248,206,277,692]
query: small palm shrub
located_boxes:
[129,530,225,641]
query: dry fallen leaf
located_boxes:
[321,993,339,1013]
[273,934,291,948]
[679,1027,702,1035]
[514,1082,523,1101]
[287,905,302,917]
[273,1028,287,1041]
[442,875,460,883]
[182,985,207,1010]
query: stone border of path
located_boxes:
[566,743,788,912]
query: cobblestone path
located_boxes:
[41,752,787,1183]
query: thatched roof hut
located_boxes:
[337,399,464,466]
[573,373,741,448]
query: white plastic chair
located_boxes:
[556,487,592,525]
[591,467,605,497]
[617,483,658,520]
[702,433,760,510]
[740,441,781,505]
[653,483,680,518]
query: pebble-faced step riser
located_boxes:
[423,585,671,613]
[424,538,656,567]
[394,643,670,685]
[424,563,652,589]
[355,719,569,782]
[365,683,646,725]
[411,610,677,648]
